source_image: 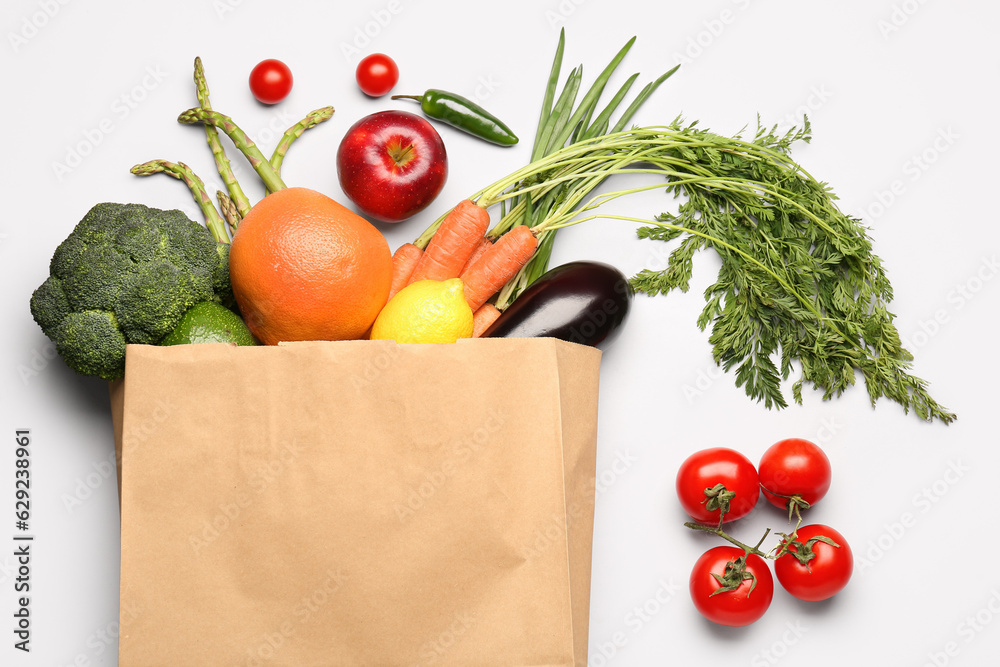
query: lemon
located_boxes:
[160,302,257,346]
[370,278,474,344]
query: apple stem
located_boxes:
[388,143,416,167]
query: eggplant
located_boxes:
[482,261,632,349]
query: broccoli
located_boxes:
[54,311,128,381]
[29,202,231,380]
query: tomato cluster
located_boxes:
[676,438,853,627]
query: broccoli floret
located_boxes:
[54,311,127,381]
[29,276,71,340]
[158,208,220,267]
[112,214,167,264]
[65,202,128,245]
[116,259,214,344]
[60,246,132,311]
[49,234,87,278]
[212,243,232,304]
[29,202,233,380]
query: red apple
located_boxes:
[336,110,448,223]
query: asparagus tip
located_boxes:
[313,106,335,120]
[130,161,164,176]
[177,108,201,124]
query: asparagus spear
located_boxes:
[194,57,252,219]
[269,106,335,186]
[130,160,229,244]
[177,107,287,193]
[216,190,239,235]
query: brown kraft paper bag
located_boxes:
[111,337,602,666]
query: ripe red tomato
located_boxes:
[758,438,831,512]
[249,59,293,105]
[356,53,399,97]
[689,546,773,626]
[774,524,853,601]
[676,448,759,525]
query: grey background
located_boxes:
[2,0,997,665]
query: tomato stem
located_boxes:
[709,554,758,596]
[753,528,772,553]
[760,484,812,524]
[684,521,770,559]
[772,531,841,566]
[704,483,737,525]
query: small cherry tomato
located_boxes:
[758,438,831,515]
[774,524,853,601]
[249,59,293,105]
[676,447,759,525]
[689,546,773,627]
[356,53,399,97]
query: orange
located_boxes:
[229,187,392,345]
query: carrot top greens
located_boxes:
[417,30,954,424]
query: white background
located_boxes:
[2,0,998,665]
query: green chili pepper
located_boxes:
[392,89,519,146]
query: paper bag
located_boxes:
[112,337,601,666]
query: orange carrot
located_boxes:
[408,200,490,283]
[460,225,539,311]
[388,243,423,300]
[472,303,502,337]
[459,236,493,279]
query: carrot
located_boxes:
[388,243,423,300]
[408,200,490,283]
[459,236,493,279]
[472,303,502,337]
[460,224,539,311]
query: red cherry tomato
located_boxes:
[249,59,293,105]
[356,53,399,97]
[774,524,853,601]
[758,438,831,513]
[689,546,773,627]
[676,448,759,525]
